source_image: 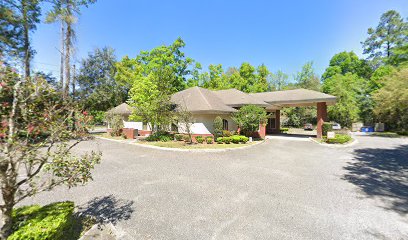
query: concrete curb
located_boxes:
[309,137,358,148]
[95,136,266,152]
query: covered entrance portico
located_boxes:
[251,89,336,139]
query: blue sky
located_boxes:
[32,0,408,81]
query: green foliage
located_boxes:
[294,61,320,91]
[145,131,173,142]
[325,134,352,144]
[116,38,193,131]
[206,136,213,144]
[362,10,408,63]
[373,67,408,132]
[232,105,268,136]
[216,135,248,144]
[222,130,232,137]
[322,122,332,137]
[77,47,128,112]
[195,136,204,143]
[106,114,123,136]
[280,127,289,133]
[213,116,223,138]
[322,73,362,127]
[270,70,288,90]
[175,134,183,141]
[321,51,372,80]
[283,107,316,127]
[90,110,105,125]
[182,134,191,142]
[9,202,74,240]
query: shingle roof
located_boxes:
[213,89,270,107]
[106,103,133,115]
[171,86,237,113]
[250,89,336,106]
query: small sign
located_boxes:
[327,131,336,139]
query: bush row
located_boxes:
[216,135,249,144]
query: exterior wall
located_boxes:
[191,114,238,134]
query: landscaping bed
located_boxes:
[322,134,353,144]
[138,140,258,149]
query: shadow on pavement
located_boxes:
[343,144,408,215]
[77,195,134,224]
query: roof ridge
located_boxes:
[197,87,213,110]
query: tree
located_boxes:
[0,0,41,78]
[252,64,269,92]
[232,105,268,136]
[46,0,97,99]
[115,39,194,131]
[213,116,223,138]
[373,67,408,133]
[175,103,194,143]
[204,64,230,90]
[322,73,361,127]
[270,70,288,91]
[294,61,320,91]
[0,63,101,238]
[322,51,372,80]
[362,10,408,63]
[238,62,256,92]
[77,47,127,111]
[389,43,408,66]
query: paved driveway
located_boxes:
[22,136,408,239]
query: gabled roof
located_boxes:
[107,103,133,115]
[250,89,336,107]
[171,86,237,113]
[213,89,270,107]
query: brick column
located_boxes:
[275,110,280,133]
[258,123,266,139]
[316,102,327,139]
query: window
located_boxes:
[222,119,228,130]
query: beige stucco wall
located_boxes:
[191,113,238,134]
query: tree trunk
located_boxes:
[60,21,65,92]
[64,22,71,99]
[0,192,15,239]
[22,0,30,80]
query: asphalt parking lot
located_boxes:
[21,135,408,239]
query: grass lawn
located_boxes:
[138,140,259,149]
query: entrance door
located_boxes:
[266,111,277,134]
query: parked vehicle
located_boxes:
[332,123,341,130]
[304,123,313,131]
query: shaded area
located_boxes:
[343,144,408,214]
[76,195,134,225]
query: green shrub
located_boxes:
[216,137,224,144]
[182,134,191,142]
[145,131,172,142]
[222,130,232,137]
[9,202,74,240]
[231,135,241,144]
[280,127,289,133]
[90,110,106,125]
[196,136,204,143]
[325,134,352,144]
[223,137,232,144]
[322,122,332,137]
[213,116,223,138]
[239,135,249,143]
[206,136,213,144]
[107,114,123,136]
[175,134,183,141]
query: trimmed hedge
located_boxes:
[9,202,75,240]
[145,131,173,142]
[325,134,352,144]
[206,136,213,144]
[280,127,289,133]
[195,136,204,143]
[216,135,249,144]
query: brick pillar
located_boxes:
[258,123,266,139]
[316,102,327,139]
[276,110,280,133]
[122,128,135,139]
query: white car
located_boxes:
[332,123,341,130]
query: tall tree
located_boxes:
[204,64,230,90]
[362,10,408,63]
[252,64,269,92]
[321,51,372,80]
[294,61,320,91]
[46,0,96,99]
[270,70,288,91]
[77,47,127,111]
[115,38,195,131]
[239,62,256,92]
[0,0,41,78]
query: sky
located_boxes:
[32,0,408,81]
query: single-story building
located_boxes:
[107,86,336,139]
